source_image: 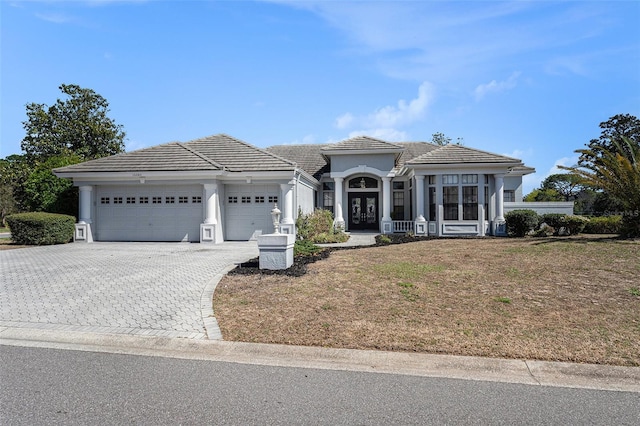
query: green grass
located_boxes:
[629,287,640,297]
[495,296,512,304]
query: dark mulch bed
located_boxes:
[227,234,438,277]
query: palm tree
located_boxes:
[561,137,640,237]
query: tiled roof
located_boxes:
[321,135,404,152]
[406,144,523,165]
[266,144,329,179]
[395,142,439,166]
[54,134,296,174]
[182,134,296,172]
[53,142,222,173]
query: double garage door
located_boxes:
[95,184,280,242]
[95,185,203,242]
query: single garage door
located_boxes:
[225,184,280,240]
[96,185,203,242]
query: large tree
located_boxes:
[540,173,584,201]
[580,113,640,166]
[21,84,126,163]
[562,137,640,237]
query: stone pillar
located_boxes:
[333,177,345,229]
[280,181,295,235]
[75,185,93,242]
[258,233,295,270]
[493,173,506,236]
[200,183,220,243]
[381,177,392,234]
[414,175,427,235]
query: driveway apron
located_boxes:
[0,242,258,339]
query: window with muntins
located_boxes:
[504,190,515,202]
[429,187,436,221]
[463,186,478,220]
[442,174,458,185]
[443,186,458,220]
[152,197,162,204]
[268,196,278,204]
[392,191,404,220]
[139,197,149,204]
[241,196,251,203]
[192,196,202,203]
[166,197,175,204]
[228,196,238,204]
[255,196,265,203]
[101,197,110,204]
[114,197,123,204]
[126,197,136,204]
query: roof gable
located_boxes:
[321,135,404,152]
[406,144,523,165]
[54,142,222,173]
[182,134,296,172]
[54,134,297,174]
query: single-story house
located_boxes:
[54,133,573,243]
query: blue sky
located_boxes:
[1,0,639,194]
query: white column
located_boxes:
[478,174,485,236]
[415,175,425,221]
[381,177,392,234]
[494,173,505,221]
[78,185,93,223]
[382,177,391,221]
[333,177,344,227]
[203,183,218,224]
[280,182,294,225]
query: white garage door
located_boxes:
[96,185,203,242]
[225,185,280,240]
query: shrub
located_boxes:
[295,208,349,243]
[294,239,322,256]
[540,214,588,236]
[532,223,554,237]
[564,215,589,235]
[505,209,539,237]
[376,235,392,244]
[583,215,622,234]
[541,214,565,231]
[6,212,75,245]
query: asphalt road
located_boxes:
[1,345,638,425]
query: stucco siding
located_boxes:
[331,154,396,173]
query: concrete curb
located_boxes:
[1,326,638,393]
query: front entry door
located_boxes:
[348,192,379,230]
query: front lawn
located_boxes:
[214,235,640,366]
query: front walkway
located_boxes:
[0,242,258,339]
[317,231,379,248]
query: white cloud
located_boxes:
[364,82,434,128]
[547,155,579,176]
[287,134,318,145]
[502,148,533,160]
[333,82,433,141]
[35,12,74,24]
[474,72,521,101]
[335,112,354,129]
[348,128,408,142]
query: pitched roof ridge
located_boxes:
[177,141,224,170]
[322,135,404,150]
[218,134,299,167]
[437,143,522,161]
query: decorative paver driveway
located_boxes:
[0,242,258,339]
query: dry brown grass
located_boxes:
[214,235,640,366]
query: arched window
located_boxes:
[348,177,378,189]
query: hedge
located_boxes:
[541,213,588,236]
[583,216,623,234]
[6,212,75,245]
[505,209,539,237]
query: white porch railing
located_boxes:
[392,220,415,233]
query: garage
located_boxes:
[95,185,203,242]
[225,184,280,240]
